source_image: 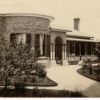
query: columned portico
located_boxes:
[50,28,70,66]
[50,43,68,66]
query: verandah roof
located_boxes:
[66,37,99,43]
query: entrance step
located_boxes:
[56,60,62,65]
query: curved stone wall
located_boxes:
[0,14,54,58]
[5,16,50,34]
[0,14,54,44]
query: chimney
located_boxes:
[74,18,80,31]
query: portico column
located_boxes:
[64,44,67,59]
[62,44,67,60]
[50,43,55,59]
[50,43,56,66]
[62,44,65,60]
[68,42,70,57]
[50,43,53,60]
[79,43,81,60]
[40,34,44,55]
[74,42,75,61]
[62,44,68,66]
[52,43,55,60]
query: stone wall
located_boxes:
[0,17,6,39]
[0,16,51,48]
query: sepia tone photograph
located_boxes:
[0,0,100,98]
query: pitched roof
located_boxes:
[67,30,94,38]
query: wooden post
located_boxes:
[50,43,53,60]
[79,43,81,60]
[68,41,70,58]
[53,43,55,60]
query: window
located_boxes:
[35,34,50,57]
[87,43,92,55]
[93,43,96,55]
[81,43,85,55]
[10,34,16,44]
[26,34,31,45]
[10,33,31,45]
[69,42,74,55]
[75,42,80,56]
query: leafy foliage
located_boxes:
[0,37,46,89]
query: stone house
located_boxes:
[0,13,98,66]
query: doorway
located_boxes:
[55,37,63,64]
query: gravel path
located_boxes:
[38,65,100,97]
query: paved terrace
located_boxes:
[38,65,100,97]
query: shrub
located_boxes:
[38,69,47,78]
[34,63,46,78]
[0,37,47,90]
[31,76,38,83]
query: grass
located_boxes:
[0,88,86,97]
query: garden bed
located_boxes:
[77,68,100,82]
[0,75,57,87]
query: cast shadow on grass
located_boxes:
[0,88,86,97]
[82,82,100,97]
[77,68,100,97]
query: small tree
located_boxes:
[0,37,41,89]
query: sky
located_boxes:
[0,0,100,39]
